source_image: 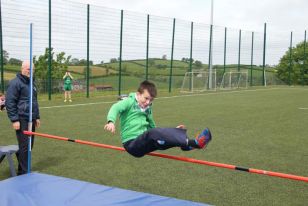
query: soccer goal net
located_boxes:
[220,71,248,90]
[180,70,216,93]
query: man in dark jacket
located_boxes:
[5,60,40,175]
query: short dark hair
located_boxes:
[138,80,157,98]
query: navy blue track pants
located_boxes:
[123,128,188,157]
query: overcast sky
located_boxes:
[69,0,307,33]
[3,0,307,65]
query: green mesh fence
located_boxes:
[1,0,307,97]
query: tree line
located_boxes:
[2,42,308,84]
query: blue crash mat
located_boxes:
[0,172,210,206]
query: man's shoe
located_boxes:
[195,128,212,149]
[64,99,67,102]
[69,99,72,102]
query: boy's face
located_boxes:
[137,89,154,109]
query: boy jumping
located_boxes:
[104,80,212,157]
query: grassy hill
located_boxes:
[2,59,280,90]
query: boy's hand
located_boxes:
[104,122,115,134]
[176,124,186,129]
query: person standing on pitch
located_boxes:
[104,80,212,158]
[63,71,73,102]
[5,60,40,175]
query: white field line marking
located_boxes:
[40,101,116,109]
[159,87,279,100]
[298,108,308,110]
[40,87,280,110]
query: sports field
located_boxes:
[0,87,307,205]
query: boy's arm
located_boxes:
[104,98,131,134]
[106,99,130,123]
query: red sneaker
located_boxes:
[195,128,212,149]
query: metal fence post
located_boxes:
[223,27,227,74]
[208,24,213,89]
[250,31,254,86]
[262,23,267,86]
[303,30,307,86]
[86,4,90,98]
[238,30,241,72]
[189,22,193,91]
[288,31,293,86]
[118,10,123,96]
[0,0,3,93]
[145,14,149,80]
[48,0,52,100]
[169,18,175,93]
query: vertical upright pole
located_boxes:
[209,0,214,89]
[208,24,213,89]
[48,0,52,100]
[86,4,90,98]
[0,0,3,93]
[288,31,293,86]
[250,32,254,86]
[223,27,227,74]
[189,22,193,91]
[169,18,176,93]
[237,30,241,72]
[303,30,307,86]
[262,23,267,86]
[27,23,33,173]
[145,14,149,80]
[189,22,194,73]
[118,10,123,96]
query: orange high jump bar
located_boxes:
[24,131,308,183]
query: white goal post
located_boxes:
[220,71,248,90]
[181,70,216,93]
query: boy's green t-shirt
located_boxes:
[107,93,156,143]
